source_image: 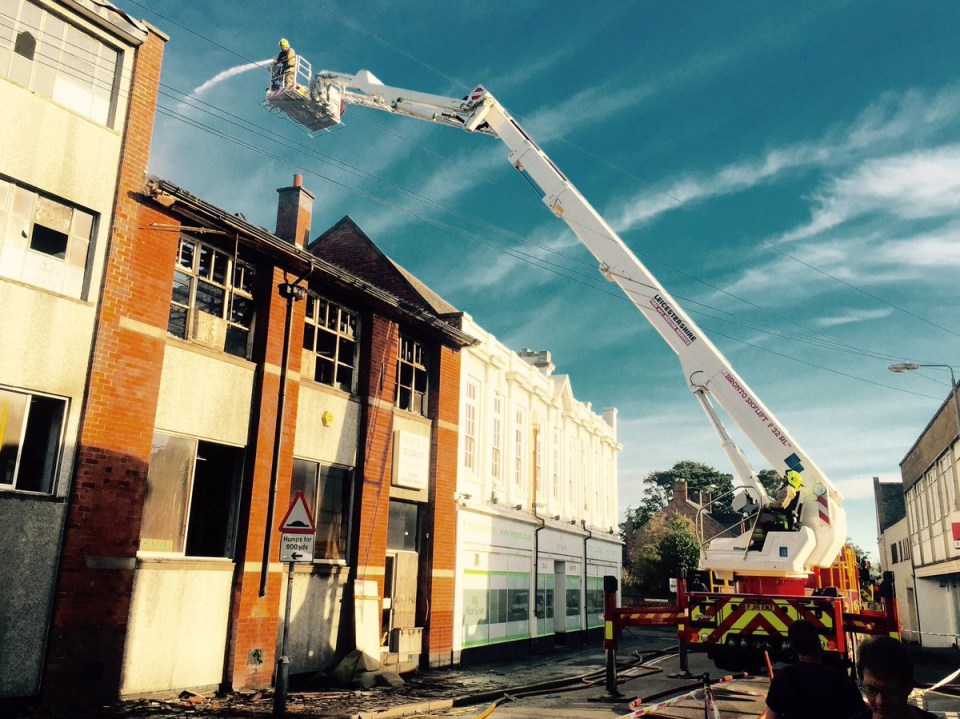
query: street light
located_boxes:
[888,362,960,436]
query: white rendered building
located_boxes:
[451,312,622,660]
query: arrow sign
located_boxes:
[279,533,314,562]
[278,491,316,534]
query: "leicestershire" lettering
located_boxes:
[651,294,697,345]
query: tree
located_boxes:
[624,461,735,530]
[624,513,700,598]
[757,468,782,498]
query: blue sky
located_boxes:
[115,0,960,561]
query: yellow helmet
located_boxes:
[279,38,289,49]
[785,470,803,489]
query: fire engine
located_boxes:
[263,54,901,672]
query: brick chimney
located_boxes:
[673,480,687,505]
[275,173,314,248]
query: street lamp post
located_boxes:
[888,362,960,437]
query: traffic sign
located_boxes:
[279,533,315,562]
[278,491,316,534]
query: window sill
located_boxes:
[392,407,432,425]
[299,378,359,401]
[293,561,351,576]
[0,488,62,502]
[164,335,256,369]
[135,554,236,571]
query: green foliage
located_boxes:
[756,469,783,498]
[623,512,700,598]
[623,461,735,530]
[619,460,781,596]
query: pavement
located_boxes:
[8,628,960,719]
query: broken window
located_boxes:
[387,500,419,552]
[290,459,353,561]
[168,235,255,359]
[396,335,428,416]
[139,434,244,558]
[302,296,359,393]
[0,386,66,494]
[0,177,95,297]
[0,0,120,125]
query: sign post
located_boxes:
[273,492,316,717]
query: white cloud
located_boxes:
[876,224,960,267]
[782,145,960,243]
[814,308,894,328]
[611,84,960,235]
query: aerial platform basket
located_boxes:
[262,54,343,132]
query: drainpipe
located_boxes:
[533,505,546,637]
[581,519,592,642]
[259,280,307,596]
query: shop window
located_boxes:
[0,0,121,125]
[0,387,66,494]
[535,574,554,619]
[290,459,352,561]
[0,178,95,297]
[302,296,359,392]
[387,500,419,552]
[139,434,243,558]
[168,236,255,358]
[396,335,428,416]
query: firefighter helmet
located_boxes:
[785,470,803,489]
[279,38,289,50]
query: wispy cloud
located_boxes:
[779,144,960,243]
[814,308,894,328]
[610,84,960,235]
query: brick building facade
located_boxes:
[0,0,164,701]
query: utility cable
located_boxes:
[151,94,945,401]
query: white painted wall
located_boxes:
[0,4,139,696]
[294,385,360,466]
[281,568,350,674]
[455,312,620,529]
[120,561,234,696]
[879,517,917,639]
[154,344,255,445]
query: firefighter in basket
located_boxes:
[750,470,802,550]
[271,38,296,92]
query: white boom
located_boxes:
[264,67,847,577]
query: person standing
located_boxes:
[764,620,864,719]
[850,636,936,719]
[272,38,296,91]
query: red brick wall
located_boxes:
[42,28,167,704]
[353,313,398,596]
[420,344,461,667]
[311,218,427,310]
[223,270,307,689]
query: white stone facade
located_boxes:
[451,312,622,657]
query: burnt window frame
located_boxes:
[168,234,256,359]
[396,334,429,416]
[302,294,360,393]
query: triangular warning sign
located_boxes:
[278,491,316,534]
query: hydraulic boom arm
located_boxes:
[277,67,847,573]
